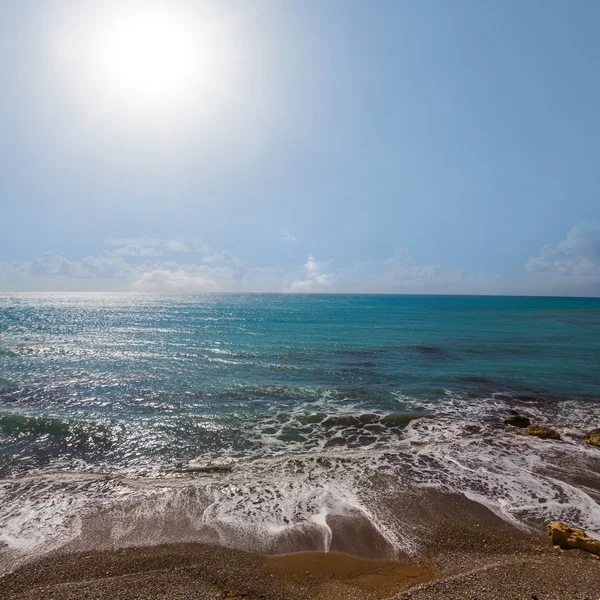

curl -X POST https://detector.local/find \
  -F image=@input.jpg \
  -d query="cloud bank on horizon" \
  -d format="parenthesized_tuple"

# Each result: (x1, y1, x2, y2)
(1, 1, 599, 296)
(1, 221, 599, 296)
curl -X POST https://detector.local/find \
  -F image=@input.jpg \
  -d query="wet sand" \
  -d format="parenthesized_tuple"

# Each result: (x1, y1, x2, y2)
(2, 503, 600, 600)
(2, 538, 599, 600)
(0, 543, 432, 600)
(2, 486, 600, 599)
(267, 551, 433, 598)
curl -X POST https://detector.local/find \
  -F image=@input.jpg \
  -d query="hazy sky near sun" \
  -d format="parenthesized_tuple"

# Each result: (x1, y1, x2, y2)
(1, 0, 599, 295)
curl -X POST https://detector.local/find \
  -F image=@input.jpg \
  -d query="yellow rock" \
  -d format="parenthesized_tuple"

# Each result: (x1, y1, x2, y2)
(525, 425, 561, 440)
(548, 522, 600, 555)
(585, 429, 600, 447)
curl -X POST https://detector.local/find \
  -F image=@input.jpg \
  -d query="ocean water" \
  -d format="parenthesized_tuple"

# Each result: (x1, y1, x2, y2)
(1, 293, 600, 569)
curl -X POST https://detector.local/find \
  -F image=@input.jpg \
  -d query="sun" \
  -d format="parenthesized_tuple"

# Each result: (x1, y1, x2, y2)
(88, 10, 201, 110)
(51, 2, 242, 127)
(95, 12, 197, 103)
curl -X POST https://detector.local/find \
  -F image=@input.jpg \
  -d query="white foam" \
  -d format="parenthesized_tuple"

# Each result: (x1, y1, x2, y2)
(2, 415, 600, 575)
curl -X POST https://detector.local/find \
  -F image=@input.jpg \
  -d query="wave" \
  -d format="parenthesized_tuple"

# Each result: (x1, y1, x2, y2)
(0, 413, 74, 437)
(0, 412, 117, 467)
(292, 412, 430, 429)
(3, 379, 599, 479)
(1, 415, 599, 576)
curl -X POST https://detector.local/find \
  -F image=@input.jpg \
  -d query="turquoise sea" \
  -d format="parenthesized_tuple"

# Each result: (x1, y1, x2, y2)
(1, 293, 599, 570)
(1, 293, 599, 475)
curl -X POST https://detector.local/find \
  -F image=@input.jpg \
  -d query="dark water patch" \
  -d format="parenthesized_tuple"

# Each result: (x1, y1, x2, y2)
(0, 413, 116, 447)
(451, 374, 512, 398)
(307, 412, 430, 429)
(276, 431, 309, 443)
(409, 345, 450, 359)
(358, 435, 378, 446)
(324, 436, 346, 448)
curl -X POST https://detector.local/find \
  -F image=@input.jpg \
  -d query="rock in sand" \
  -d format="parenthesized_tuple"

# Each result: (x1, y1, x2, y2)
(525, 425, 560, 440)
(548, 522, 600, 555)
(585, 429, 600, 447)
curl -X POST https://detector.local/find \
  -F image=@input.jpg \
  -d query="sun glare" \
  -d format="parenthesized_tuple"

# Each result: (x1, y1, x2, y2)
(51, 3, 244, 130)
(93, 12, 198, 103)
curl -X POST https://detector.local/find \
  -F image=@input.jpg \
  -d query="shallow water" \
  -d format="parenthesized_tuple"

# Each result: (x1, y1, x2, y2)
(1, 293, 599, 571)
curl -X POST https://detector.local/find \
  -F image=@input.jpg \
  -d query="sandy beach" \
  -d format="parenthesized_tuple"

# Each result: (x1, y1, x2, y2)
(2, 531, 599, 600)
(2, 489, 599, 600)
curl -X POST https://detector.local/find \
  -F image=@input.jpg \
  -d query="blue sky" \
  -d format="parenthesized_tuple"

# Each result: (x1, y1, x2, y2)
(1, 0, 599, 295)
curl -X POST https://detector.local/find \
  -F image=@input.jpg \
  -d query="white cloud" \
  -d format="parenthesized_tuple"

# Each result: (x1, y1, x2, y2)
(4, 226, 599, 295)
(0, 247, 496, 294)
(526, 221, 600, 277)
(525, 221, 600, 294)
(131, 269, 219, 292)
(0, 244, 291, 293)
(285, 279, 315, 293)
(0, 252, 132, 291)
(286, 255, 335, 292)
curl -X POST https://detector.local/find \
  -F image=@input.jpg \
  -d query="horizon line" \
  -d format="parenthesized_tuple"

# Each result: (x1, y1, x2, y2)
(0, 291, 599, 300)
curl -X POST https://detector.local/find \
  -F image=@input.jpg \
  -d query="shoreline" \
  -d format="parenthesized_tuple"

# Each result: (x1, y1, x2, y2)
(2, 415, 600, 598)
(2, 488, 600, 599)
(2, 516, 599, 600)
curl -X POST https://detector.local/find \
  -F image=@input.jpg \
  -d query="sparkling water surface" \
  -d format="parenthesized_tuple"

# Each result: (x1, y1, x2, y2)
(1, 293, 599, 476)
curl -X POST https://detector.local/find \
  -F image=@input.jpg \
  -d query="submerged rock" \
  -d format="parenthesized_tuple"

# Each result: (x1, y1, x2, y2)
(169, 464, 234, 474)
(525, 425, 561, 440)
(503, 415, 531, 428)
(548, 522, 600, 554)
(324, 436, 347, 448)
(585, 429, 600, 447)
